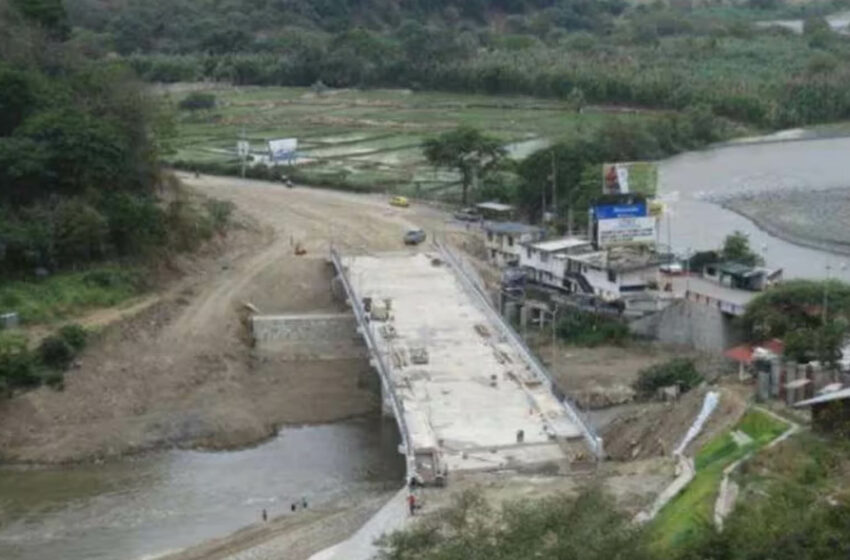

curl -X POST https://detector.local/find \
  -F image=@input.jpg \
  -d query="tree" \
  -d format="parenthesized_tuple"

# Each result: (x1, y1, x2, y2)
(377, 488, 649, 560)
(423, 126, 506, 205)
(722, 231, 763, 266)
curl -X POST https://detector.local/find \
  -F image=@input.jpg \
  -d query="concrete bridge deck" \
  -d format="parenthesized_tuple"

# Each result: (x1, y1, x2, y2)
(339, 250, 594, 474)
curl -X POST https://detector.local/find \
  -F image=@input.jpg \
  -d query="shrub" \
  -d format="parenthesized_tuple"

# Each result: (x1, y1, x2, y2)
(556, 309, 631, 347)
(204, 199, 236, 233)
(0, 331, 39, 389)
(178, 92, 216, 111)
(634, 357, 703, 395)
(38, 335, 74, 370)
(58, 323, 87, 352)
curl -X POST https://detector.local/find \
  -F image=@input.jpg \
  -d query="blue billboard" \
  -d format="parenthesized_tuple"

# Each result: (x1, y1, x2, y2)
(593, 202, 647, 220)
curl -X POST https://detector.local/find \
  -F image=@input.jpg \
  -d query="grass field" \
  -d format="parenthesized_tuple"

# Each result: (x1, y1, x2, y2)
(649, 408, 789, 552)
(0, 266, 146, 325)
(164, 85, 662, 199)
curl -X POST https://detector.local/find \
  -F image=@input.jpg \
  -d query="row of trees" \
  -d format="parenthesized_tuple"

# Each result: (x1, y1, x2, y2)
(378, 480, 850, 560)
(420, 103, 724, 225)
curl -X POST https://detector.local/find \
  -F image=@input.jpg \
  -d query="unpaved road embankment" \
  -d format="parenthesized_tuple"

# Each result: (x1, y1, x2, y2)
(0, 174, 440, 463)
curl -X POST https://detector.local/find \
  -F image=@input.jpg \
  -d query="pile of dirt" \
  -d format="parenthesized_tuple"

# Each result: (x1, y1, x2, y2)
(602, 385, 749, 461)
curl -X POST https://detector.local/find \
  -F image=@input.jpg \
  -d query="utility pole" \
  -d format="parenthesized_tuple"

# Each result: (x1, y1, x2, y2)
(551, 150, 557, 221)
(239, 127, 247, 179)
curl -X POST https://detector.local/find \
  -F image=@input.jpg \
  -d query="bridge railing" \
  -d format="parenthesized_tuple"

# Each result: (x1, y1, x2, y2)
(329, 248, 416, 479)
(434, 239, 604, 458)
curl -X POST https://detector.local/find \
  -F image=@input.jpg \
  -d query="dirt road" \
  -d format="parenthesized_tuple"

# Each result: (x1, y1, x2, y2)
(0, 174, 455, 463)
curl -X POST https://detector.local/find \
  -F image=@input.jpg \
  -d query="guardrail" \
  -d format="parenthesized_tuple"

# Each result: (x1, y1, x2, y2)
(434, 239, 604, 458)
(329, 249, 416, 480)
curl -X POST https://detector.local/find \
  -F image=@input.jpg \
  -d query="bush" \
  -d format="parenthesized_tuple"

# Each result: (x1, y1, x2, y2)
(204, 199, 236, 233)
(634, 358, 703, 395)
(0, 331, 39, 390)
(38, 335, 74, 370)
(58, 323, 87, 352)
(178, 92, 216, 111)
(556, 309, 631, 347)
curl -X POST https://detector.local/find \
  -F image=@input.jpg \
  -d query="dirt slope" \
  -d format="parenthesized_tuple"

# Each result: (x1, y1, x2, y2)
(0, 174, 446, 463)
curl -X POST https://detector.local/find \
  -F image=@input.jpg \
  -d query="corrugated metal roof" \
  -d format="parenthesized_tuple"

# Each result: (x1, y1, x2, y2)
(530, 237, 591, 253)
(483, 221, 542, 234)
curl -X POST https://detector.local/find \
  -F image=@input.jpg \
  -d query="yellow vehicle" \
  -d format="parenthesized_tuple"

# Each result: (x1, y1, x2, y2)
(389, 196, 410, 208)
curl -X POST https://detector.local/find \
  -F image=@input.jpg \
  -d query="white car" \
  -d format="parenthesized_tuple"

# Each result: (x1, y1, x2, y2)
(659, 262, 684, 275)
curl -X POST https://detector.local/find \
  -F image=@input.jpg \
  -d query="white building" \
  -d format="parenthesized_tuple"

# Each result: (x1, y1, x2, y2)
(519, 237, 594, 290)
(520, 239, 663, 301)
(483, 222, 544, 267)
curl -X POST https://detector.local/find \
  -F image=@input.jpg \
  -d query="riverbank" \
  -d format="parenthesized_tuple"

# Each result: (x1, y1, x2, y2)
(0, 174, 447, 464)
(157, 490, 397, 560)
(720, 188, 850, 259)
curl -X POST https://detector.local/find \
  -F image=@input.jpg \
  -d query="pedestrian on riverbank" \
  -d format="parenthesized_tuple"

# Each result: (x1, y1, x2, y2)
(407, 493, 416, 516)
(262, 509, 267, 522)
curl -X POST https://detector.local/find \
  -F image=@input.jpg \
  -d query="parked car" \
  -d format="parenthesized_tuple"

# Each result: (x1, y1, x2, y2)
(390, 196, 410, 208)
(403, 229, 426, 245)
(659, 262, 684, 275)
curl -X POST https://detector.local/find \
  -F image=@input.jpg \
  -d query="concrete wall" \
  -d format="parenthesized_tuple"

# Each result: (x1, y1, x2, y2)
(251, 313, 366, 359)
(629, 299, 743, 352)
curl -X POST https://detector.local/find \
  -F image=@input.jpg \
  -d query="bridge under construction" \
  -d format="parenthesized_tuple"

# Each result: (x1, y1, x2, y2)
(331, 245, 601, 484)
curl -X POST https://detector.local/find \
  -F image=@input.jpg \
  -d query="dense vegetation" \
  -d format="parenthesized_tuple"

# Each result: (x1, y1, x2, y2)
(634, 358, 703, 396)
(556, 307, 631, 346)
(378, 454, 850, 560)
(65, 0, 850, 127)
(0, 323, 88, 394)
(0, 0, 234, 282)
(742, 279, 850, 363)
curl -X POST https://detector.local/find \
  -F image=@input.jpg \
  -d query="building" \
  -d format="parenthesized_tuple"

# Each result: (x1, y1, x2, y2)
(483, 222, 544, 267)
(794, 387, 850, 437)
(475, 201, 514, 221)
(518, 239, 664, 301)
(563, 248, 664, 300)
(519, 237, 594, 290)
(702, 262, 783, 291)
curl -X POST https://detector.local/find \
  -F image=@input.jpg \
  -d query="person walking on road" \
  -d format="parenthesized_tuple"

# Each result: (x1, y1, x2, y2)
(407, 493, 416, 516)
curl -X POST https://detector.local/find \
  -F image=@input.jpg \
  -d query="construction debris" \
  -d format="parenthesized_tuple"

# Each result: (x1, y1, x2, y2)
(409, 346, 429, 365)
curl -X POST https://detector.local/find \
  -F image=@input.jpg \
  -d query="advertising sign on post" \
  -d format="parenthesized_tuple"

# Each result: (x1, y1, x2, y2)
(268, 138, 298, 164)
(597, 217, 656, 247)
(602, 162, 658, 196)
(594, 202, 647, 220)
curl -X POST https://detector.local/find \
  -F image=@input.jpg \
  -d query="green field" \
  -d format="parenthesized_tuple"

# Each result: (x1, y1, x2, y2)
(649, 408, 790, 552)
(165, 85, 662, 199)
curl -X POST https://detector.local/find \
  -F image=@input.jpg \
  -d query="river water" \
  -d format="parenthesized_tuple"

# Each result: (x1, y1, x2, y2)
(0, 418, 403, 560)
(660, 135, 850, 281)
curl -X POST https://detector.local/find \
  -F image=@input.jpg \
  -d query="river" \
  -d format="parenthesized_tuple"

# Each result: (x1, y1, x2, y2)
(0, 418, 403, 560)
(660, 135, 850, 281)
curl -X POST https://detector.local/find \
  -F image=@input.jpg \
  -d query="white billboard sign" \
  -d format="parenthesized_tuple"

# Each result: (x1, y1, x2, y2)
(268, 138, 298, 164)
(597, 216, 656, 247)
(237, 140, 250, 157)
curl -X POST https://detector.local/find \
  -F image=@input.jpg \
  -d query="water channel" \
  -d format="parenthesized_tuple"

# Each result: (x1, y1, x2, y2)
(0, 418, 403, 560)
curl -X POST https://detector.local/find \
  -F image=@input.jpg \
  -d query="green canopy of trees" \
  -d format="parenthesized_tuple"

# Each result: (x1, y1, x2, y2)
(0, 0, 200, 277)
(423, 127, 506, 205)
